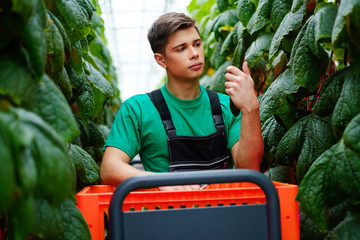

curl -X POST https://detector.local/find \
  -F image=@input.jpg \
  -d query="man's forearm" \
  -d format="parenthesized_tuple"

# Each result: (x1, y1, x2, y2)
(233, 107, 263, 170)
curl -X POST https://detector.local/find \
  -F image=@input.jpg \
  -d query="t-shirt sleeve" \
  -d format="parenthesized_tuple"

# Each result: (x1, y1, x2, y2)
(227, 112, 241, 149)
(103, 100, 141, 159)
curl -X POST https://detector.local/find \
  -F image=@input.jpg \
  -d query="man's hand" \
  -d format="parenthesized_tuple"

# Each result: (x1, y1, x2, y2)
(224, 62, 259, 113)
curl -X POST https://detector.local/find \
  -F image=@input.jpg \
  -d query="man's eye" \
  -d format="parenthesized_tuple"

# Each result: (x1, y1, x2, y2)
(176, 47, 185, 52)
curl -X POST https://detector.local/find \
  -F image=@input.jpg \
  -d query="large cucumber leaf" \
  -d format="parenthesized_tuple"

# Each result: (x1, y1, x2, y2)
(20, 0, 47, 80)
(55, 0, 91, 44)
(27, 74, 79, 143)
(58, 67, 73, 101)
(85, 62, 114, 117)
(314, 3, 338, 44)
(74, 79, 94, 122)
(69, 144, 99, 184)
(237, 0, 256, 27)
(332, 67, 360, 139)
(288, 16, 328, 92)
(297, 136, 360, 231)
(325, 211, 360, 240)
(11, 0, 36, 20)
(210, 9, 238, 40)
(203, 60, 232, 94)
(332, 0, 360, 48)
(48, 10, 72, 62)
(312, 68, 348, 117)
(7, 196, 35, 240)
(343, 113, 360, 153)
(259, 68, 300, 123)
(270, 0, 292, 31)
(276, 114, 336, 182)
(269, 3, 305, 60)
(0, 50, 38, 105)
(33, 198, 91, 240)
(11, 108, 75, 203)
(69, 41, 84, 75)
(66, 64, 86, 90)
(261, 115, 286, 155)
(0, 117, 18, 214)
(44, 12, 65, 83)
(245, 32, 274, 68)
(89, 35, 112, 69)
(246, 0, 273, 35)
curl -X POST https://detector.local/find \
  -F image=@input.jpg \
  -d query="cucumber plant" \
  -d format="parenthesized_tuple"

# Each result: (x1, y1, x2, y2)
(188, 0, 360, 238)
(0, 0, 120, 239)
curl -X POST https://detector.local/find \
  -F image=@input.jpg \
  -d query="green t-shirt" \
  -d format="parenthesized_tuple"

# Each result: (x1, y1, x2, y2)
(104, 84, 242, 172)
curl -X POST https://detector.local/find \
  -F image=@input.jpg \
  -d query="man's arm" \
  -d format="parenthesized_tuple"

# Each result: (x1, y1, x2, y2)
(100, 147, 150, 186)
(225, 62, 264, 170)
(100, 147, 201, 190)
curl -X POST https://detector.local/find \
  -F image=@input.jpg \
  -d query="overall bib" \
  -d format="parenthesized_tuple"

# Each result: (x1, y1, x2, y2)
(147, 89, 230, 172)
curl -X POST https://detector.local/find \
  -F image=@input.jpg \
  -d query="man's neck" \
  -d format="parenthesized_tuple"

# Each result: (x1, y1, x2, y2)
(166, 79, 201, 100)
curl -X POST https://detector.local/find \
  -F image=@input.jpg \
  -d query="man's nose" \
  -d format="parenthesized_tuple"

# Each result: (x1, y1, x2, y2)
(190, 46, 199, 59)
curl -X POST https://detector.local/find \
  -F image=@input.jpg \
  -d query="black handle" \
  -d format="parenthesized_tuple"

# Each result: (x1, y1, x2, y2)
(109, 169, 281, 240)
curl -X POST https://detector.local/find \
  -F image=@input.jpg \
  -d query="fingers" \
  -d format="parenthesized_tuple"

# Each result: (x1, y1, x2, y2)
(242, 61, 251, 75)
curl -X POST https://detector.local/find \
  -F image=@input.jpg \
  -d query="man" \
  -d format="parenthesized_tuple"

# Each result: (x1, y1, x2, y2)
(100, 12, 263, 190)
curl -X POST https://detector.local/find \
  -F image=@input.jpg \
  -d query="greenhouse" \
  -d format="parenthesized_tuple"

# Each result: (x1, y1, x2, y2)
(1, 0, 359, 239)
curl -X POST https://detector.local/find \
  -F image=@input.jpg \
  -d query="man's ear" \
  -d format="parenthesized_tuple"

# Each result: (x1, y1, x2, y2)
(154, 53, 167, 69)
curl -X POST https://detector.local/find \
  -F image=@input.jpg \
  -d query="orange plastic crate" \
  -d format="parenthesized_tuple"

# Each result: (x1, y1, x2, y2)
(76, 182, 299, 240)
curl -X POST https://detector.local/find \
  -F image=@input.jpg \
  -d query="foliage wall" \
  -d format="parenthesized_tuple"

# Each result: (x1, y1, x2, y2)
(188, 0, 360, 238)
(0, 0, 121, 239)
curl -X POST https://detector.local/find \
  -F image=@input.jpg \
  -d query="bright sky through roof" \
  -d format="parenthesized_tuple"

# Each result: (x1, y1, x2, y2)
(99, 0, 191, 101)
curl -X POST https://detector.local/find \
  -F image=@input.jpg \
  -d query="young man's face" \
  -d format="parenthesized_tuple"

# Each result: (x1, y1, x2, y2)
(157, 27, 205, 82)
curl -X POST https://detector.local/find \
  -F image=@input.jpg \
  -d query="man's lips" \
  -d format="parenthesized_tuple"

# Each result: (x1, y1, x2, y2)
(189, 62, 202, 70)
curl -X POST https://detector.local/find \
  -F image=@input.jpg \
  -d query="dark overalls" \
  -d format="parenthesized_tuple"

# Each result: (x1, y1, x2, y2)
(147, 89, 230, 172)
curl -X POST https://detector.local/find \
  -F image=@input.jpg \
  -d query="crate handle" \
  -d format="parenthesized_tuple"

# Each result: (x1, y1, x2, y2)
(109, 169, 281, 240)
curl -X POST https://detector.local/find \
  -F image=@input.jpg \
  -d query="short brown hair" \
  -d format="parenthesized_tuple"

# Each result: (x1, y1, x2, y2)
(147, 12, 198, 55)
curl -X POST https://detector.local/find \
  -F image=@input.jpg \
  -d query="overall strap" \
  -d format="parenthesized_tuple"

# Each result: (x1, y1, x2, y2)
(205, 89, 225, 131)
(147, 89, 176, 137)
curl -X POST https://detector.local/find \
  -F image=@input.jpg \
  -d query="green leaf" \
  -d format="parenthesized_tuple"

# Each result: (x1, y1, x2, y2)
(211, 39, 227, 69)
(297, 141, 360, 231)
(246, 0, 273, 35)
(264, 165, 295, 183)
(288, 16, 328, 92)
(48, 10, 72, 62)
(299, 208, 328, 240)
(343, 113, 360, 153)
(262, 116, 287, 154)
(232, 38, 245, 69)
(11, 108, 75, 203)
(44, 12, 65, 83)
(237, 0, 256, 27)
(0, 117, 18, 214)
(259, 68, 300, 123)
(69, 41, 84, 75)
(313, 68, 348, 117)
(58, 67, 73, 101)
(332, 67, 360, 139)
(55, 0, 92, 44)
(7, 196, 35, 240)
(269, 3, 306, 60)
(74, 80, 94, 122)
(85, 62, 114, 117)
(204, 60, 232, 94)
(33, 198, 91, 240)
(245, 32, 274, 68)
(297, 142, 343, 231)
(11, 0, 36, 20)
(325, 211, 360, 240)
(270, 0, 292, 31)
(211, 9, 238, 40)
(220, 28, 236, 56)
(69, 144, 99, 184)
(0, 50, 38, 105)
(276, 114, 336, 182)
(20, 0, 47, 80)
(332, 0, 360, 48)
(66, 64, 86, 90)
(28, 74, 79, 143)
(314, 3, 338, 43)
(271, 50, 287, 78)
